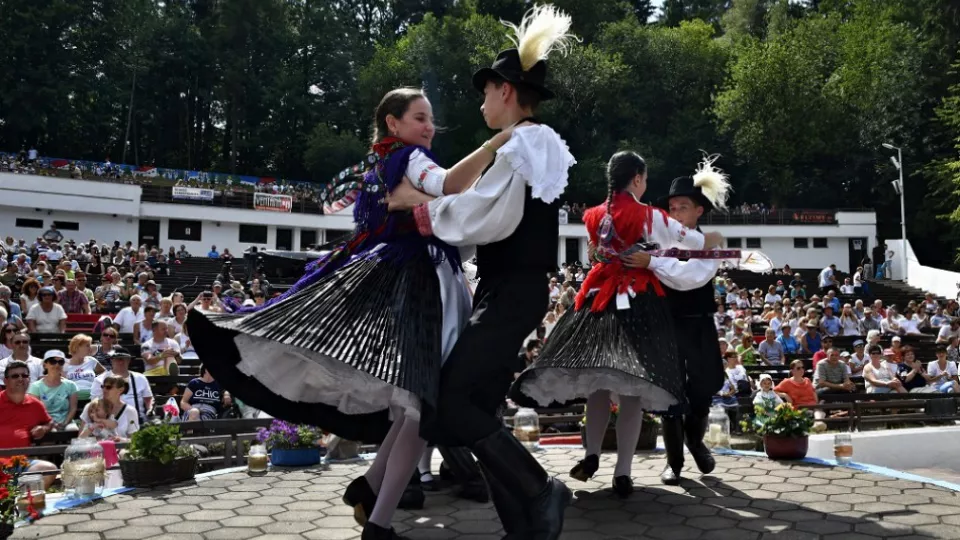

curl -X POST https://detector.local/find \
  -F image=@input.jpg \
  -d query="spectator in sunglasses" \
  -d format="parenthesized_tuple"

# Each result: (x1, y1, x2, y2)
(26, 287, 67, 333)
(0, 361, 58, 487)
(0, 334, 43, 387)
(28, 350, 78, 430)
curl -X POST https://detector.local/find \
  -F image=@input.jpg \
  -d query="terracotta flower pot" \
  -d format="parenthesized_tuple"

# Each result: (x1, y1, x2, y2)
(763, 434, 809, 460)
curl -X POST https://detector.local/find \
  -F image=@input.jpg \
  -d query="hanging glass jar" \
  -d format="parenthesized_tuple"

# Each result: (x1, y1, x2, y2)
(513, 407, 541, 450)
(62, 438, 106, 498)
(705, 405, 731, 449)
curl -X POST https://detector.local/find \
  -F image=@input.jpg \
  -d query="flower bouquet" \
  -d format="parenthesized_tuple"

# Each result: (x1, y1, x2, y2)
(1, 456, 43, 538)
(256, 420, 324, 466)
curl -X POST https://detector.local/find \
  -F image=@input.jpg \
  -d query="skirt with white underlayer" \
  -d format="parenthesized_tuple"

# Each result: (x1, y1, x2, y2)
(189, 243, 471, 443)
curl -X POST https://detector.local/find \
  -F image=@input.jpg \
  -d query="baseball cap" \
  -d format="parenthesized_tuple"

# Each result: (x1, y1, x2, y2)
(43, 349, 66, 361)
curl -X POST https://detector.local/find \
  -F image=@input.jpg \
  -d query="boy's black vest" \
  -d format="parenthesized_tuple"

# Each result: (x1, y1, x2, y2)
(476, 186, 559, 278)
(664, 225, 715, 317)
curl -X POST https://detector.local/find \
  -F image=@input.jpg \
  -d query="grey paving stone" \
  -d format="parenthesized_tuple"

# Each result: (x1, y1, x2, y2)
(10, 449, 960, 540)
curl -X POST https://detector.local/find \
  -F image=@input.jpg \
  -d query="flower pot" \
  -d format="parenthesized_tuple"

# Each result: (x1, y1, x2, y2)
(580, 423, 659, 451)
(763, 434, 809, 460)
(120, 456, 197, 487)
(270, 447, 321, 467)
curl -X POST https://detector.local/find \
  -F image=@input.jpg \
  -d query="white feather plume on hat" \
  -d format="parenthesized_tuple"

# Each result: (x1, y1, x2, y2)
(692, 154, 731, 211)
(503, 4, 578, 72)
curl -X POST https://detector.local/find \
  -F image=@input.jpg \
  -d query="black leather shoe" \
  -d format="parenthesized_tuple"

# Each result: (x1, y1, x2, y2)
(397, 473, 425, 510)
(684, 414, 716, 475)
(456, 476, 490, 503)
(343, 476, 377, 526)
(660, 463, 680, 486)
(569, 454, 599, 482)
(472, 428, 572, 540)
(612, 475, 634, 499)
(661, 416, 684, 486)
(361, 521, 409, 540)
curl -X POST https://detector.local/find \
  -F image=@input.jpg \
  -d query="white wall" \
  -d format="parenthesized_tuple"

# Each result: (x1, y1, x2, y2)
(887, 238, 960, 298)
(807, 427, 960, 470)
(0, 206, 138, 247)
(0, 172, 141, 216)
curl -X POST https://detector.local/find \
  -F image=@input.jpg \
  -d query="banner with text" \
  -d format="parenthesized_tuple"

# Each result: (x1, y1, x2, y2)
(172, 186, 215, 201)
(254, 192, 293, 212)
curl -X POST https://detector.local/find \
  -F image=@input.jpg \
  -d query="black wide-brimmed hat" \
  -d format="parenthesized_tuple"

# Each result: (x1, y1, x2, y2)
(472, 48, 555, 100)
(659, 176, 716, 212)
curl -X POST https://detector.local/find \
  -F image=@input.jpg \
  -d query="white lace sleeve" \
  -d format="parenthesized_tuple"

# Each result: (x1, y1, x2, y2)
(406, 150, 448, 197)
(496, 125, 576, 204)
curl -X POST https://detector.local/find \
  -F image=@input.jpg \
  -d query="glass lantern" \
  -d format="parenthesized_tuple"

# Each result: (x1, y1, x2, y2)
(16, 474, 46, 516)
(704, 405, 731, 449)
(62, 437, 106, 499)
(513, 407, 541, 450)
(248, 444, 269, 475)
(834, 433, 854, 465)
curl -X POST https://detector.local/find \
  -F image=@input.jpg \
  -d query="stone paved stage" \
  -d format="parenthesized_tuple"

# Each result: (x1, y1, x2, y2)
(13, 448, 960, 540)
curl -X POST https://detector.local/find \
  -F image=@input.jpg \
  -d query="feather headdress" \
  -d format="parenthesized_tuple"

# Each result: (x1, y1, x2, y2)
(692, 153, 732, 212)
(502, 4, 578, 72)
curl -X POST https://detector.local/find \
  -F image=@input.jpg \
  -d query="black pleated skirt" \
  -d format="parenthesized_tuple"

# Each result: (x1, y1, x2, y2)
(510, 288, 685, 414)
(188, 246, 446, 444)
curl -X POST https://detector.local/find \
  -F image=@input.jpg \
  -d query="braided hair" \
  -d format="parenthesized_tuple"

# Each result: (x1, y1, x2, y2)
(596, 152, 647, 261)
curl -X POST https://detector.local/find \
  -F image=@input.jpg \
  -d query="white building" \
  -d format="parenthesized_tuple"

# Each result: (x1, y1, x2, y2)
(0, 172, 877, 271)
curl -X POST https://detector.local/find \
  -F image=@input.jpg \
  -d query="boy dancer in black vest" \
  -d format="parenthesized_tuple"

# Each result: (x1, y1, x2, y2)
(388, 7, 577, 538)
(622, 162, 731, 485)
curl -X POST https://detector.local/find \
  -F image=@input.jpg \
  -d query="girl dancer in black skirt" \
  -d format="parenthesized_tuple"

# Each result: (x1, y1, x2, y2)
(189, 87, 515, 540)
(511, 151, 724, 498)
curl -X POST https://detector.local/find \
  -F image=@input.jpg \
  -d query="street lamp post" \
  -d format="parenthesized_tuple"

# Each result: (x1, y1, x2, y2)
(882, 143, 907, 282)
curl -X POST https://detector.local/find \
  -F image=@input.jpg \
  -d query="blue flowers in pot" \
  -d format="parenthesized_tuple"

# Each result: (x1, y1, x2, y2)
(255, 420, 325, 467)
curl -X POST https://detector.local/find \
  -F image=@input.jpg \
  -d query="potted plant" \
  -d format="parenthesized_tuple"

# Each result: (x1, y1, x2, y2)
(256, 420, 324, 467)
(755, 403, 814, 460)
(1, 455, 44, 539)
(579, 402, 660, 451)
(119, 422, 198, 487)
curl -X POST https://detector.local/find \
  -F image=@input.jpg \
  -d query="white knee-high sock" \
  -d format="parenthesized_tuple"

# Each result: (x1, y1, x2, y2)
(614, 395, 644, 478)
(585, 390, 612, 458)
(368, 416, 427, 528)
(364, 414, 405, 494)
(419, 446, 434, 481)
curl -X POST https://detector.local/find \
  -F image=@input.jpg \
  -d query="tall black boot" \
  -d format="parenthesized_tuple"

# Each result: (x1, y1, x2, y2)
(684, 413, 716, 475)
(437, 446, 489, 503)
(478, 461, 530, 539)
(471, 427, 572, 540)
(660, 416, 685, 486)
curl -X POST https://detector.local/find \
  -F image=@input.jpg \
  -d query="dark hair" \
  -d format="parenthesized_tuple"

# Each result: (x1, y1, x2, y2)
(605, 151, 647, 213)
(867, 344, 883, 355)
(101, 374, 129, 394)
(4, 360, 28, 378)
(489, 78, 542, 111)
(524, 339, 541, 352)
(200, 363, 210, 378)
(372, 88, 427, 144)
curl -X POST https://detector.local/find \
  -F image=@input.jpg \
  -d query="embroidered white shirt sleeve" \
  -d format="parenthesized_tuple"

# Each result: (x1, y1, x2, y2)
(647, 257, 720, 291)
(416, 124, 576, 246)
(406, 150, 447, 198)
(646, 209, 705, 250)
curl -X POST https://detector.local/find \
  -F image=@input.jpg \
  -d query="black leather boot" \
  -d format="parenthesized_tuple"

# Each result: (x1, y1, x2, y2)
(472, 428, 572, 540)
(343, 476, 377, 526)
(479, 460, 530, 538)
(397, 471, 425, 510)
(660, 416, 685, 486)
(438, 446, 489, 502)
(361, 521, 409, 540)
(684, 413, 716, 475)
